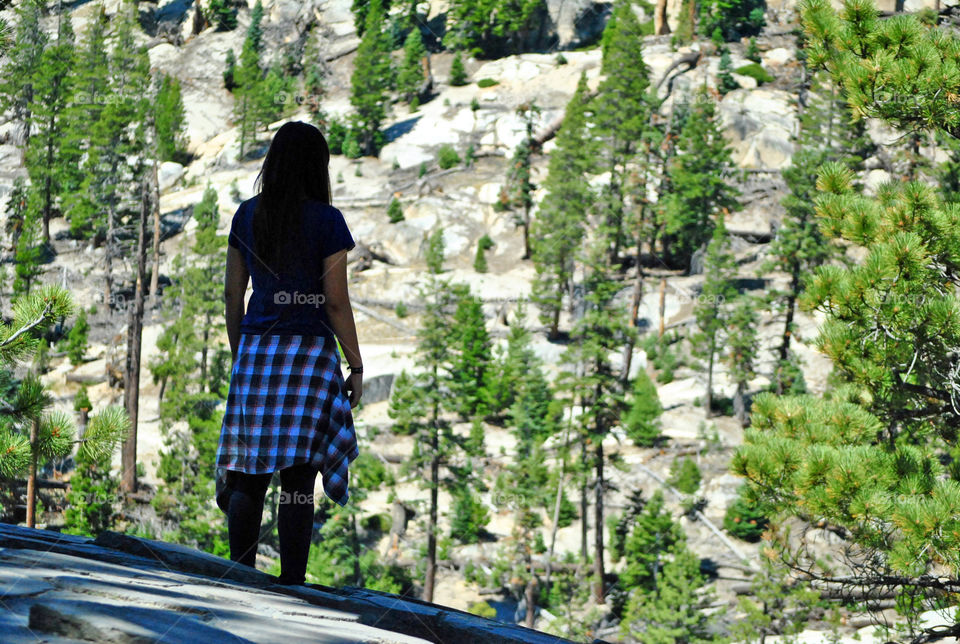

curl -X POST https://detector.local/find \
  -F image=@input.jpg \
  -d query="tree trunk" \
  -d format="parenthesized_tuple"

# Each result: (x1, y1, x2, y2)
(26, 418, 40, 528)
(593, 440, 605, 604)
(579, 437, 589, 562)
(42, 114, 54, 244)
(149, 158, 161, 303)
(423, 394, 440, 602)
(121, 174, 149, 494)
(548, 303, 560, 341)
(622, 208, 647, 382)
(524, 575, 537, 628)
(658, 278, 667, 337)
(705, 337, 715, 418)
(105, 203, 114, 309)
(734, 381, 747, 427)
(776, 285, 798, 395)
(654, 0, 671, 34)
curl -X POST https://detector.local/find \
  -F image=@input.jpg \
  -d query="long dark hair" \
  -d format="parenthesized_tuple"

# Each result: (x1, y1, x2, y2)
(252, 121, 332, 274)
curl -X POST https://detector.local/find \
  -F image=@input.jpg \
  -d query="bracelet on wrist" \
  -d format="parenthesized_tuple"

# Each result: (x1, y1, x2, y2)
(348, 365, 363, 374)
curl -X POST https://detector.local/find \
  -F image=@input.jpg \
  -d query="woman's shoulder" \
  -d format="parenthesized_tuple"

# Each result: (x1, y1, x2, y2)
(304, 200, 344, 218)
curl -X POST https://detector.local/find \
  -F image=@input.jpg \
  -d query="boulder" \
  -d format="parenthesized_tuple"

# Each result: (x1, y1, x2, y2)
(158, 161, 185, 192)
(719, 89, 798, 169)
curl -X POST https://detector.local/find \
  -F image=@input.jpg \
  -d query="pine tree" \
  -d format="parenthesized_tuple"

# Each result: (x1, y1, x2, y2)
(448, 287, 493, 419)
(397, 29, 427, 108)
(530, 73, 593, 340)
(658, 86, 741, 271)
(560, 233, 636, 604)
(208, 0, 238, 31)
(349, 0, 393, 155)
(725, 295, 759, 427)
(732, 5, 960, 622)
(301, 30, 328, 125)
(504, 102, 539, 260)
(387, 197, 404, 223)
(621, 548, 718, 643)
(690, 215, 737, 417)
(223, 48, 237, 91)
(256, 63, 293, 129)
(0, 0, 48, 159)
(444, 0, 545, 57)
(449, 51, 467, 86)
(234, 26, 263, 160)
(66, 308, 89, 366)
(61, 6, 109, 240)
(13, 188, 44, 298)
(424, 228, 444, 273)
(155, 73, 188, 163)
(24, 7, 76, 245)
(247, 0, 265, 52)
(0, 286, 129, 529)
(699, 0, 764, 42)
(717, 48, 740, 95)
(623, 369, 663, 447)
(150, 185, 230, 552)
(592, 0, 655, 265)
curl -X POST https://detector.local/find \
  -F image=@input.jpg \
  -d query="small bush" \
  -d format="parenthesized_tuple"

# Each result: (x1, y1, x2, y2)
(724, 485, 770, 542)
(468, 600, 497, 619)
(326, 119, 347, 155)
(470, 97, 480, 112)
(668, 457, 701, 494)
(476, 78, 498, 88)
(361, 513, 392, 533)
(395, 302, 408, 318)
(387, 198, 404, 223)
(437, 144, 461, 169)
(745, 36, 760, 62)
(449, 51, 468, 86)
(555, 52, 567, 65)
(734, 63, 774, 84)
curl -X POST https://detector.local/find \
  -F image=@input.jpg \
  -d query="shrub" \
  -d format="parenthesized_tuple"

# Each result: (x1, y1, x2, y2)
(437, 144, 461, 169)
(66, 309, 90, 366)
(623, 370, 663, 447)
(450, 489, 490, 544)
(468, 601, 497, 619)
(476, 78, 498, 88)
(745, 36, 761, 62)
(735, 62, 775, 84)
(555, 52, 567, 65)
(449, 51, 468, 86)
(473, 234, 494, 272)
(668, 456, 701, 494)
(73, 385, 91, 413)
(387, 198, 404, 223)
(326, 119, 347, 155)
(724, 485, 770, 542)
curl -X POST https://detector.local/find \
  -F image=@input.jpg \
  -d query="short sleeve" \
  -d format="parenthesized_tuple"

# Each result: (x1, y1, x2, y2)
(227, 202, 245, 250)
(323, 207, 355, 258)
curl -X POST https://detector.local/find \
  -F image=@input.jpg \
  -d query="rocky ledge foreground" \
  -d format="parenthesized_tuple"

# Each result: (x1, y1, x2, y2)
(0, 523, 576, 644)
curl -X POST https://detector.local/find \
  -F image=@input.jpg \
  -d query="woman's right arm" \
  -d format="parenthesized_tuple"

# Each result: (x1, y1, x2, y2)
(322, 249, 362, 406)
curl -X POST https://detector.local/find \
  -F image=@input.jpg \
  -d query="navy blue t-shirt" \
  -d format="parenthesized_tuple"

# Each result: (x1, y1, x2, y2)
(228, 196, 355, 337)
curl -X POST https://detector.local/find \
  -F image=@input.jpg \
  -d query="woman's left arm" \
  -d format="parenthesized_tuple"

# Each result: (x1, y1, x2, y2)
(224, 245, 249, 363)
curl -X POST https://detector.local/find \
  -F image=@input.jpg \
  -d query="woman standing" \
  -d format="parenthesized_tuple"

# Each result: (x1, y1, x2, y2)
(215, 121, 363, 586)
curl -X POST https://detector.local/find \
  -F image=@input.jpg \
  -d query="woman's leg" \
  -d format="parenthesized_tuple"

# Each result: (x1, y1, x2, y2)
(226, 470, 273, 568)
(276, 462, 320, 585)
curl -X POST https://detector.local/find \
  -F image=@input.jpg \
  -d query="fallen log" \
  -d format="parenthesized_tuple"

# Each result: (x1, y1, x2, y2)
(66, 373, 107, 385)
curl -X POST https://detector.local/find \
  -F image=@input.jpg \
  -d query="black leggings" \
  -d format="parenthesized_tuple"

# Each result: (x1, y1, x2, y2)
(226, 463, 319, 585)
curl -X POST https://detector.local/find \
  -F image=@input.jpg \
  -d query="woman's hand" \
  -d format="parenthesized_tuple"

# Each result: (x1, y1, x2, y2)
(345, 371, 363, 407)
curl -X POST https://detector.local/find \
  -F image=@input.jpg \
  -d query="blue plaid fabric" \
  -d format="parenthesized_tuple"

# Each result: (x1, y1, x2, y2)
(215, 333, 359, 507)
